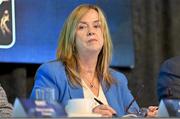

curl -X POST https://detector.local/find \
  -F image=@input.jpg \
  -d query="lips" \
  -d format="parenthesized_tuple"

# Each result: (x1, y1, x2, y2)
(88, 38, 97, 42)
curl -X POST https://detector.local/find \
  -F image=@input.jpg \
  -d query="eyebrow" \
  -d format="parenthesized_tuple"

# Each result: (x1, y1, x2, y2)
(78, 20, 100, 25)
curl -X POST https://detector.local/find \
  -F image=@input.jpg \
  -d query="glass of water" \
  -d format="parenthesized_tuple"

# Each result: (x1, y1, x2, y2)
(137, 107, 148, 117)
(35, 87, 55, 103)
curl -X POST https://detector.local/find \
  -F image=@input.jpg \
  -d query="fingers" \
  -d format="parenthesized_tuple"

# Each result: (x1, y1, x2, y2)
(148, 106, 158, 112)
(92, 105, 117, 117)
(147, 106, 158, 117)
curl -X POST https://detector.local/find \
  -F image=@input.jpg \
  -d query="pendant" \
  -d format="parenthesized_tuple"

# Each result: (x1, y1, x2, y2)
(90, 83, 94, 88)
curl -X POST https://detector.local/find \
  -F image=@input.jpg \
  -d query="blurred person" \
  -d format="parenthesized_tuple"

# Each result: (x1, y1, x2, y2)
(0, 0, 9, 5)
(157, 56, 180, 101)
(30, 4, 157, 117)
(0, 84, 13, 117)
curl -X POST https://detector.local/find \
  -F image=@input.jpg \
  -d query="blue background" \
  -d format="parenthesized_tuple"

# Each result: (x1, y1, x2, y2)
(0, 0, 135, 68)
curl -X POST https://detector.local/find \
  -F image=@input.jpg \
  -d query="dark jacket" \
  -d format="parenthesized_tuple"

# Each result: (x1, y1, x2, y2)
(157, 56, 180, 101)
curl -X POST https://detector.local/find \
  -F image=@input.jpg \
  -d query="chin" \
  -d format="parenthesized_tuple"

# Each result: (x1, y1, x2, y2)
(87, 48, 102, 54)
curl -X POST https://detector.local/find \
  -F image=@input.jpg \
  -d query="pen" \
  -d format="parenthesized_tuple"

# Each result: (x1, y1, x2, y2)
(94, 98, 118, 117)
(94, 97, 103, 104)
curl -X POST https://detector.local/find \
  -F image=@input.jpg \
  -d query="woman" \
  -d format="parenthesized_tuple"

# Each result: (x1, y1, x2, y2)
(31, 4, 157, 117)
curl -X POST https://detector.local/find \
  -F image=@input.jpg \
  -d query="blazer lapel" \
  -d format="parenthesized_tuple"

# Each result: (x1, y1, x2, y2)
(68, 82, 84, 99)
(101, 80, 118, 111)
(101, 81, 114, 104)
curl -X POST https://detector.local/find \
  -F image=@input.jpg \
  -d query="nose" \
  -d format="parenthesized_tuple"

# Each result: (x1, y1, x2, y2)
(87, 26, 95, 36)
(87, 32, 94, 36)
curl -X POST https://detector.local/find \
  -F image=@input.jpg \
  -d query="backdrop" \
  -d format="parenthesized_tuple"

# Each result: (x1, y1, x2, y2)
(0, 0, 135, 68)
(127, 0, 180, 106)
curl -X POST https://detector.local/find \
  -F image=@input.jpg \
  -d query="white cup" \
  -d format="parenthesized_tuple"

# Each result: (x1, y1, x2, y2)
(65, 98, 93, 114)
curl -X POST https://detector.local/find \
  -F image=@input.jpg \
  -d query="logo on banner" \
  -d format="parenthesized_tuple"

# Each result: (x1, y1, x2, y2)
(0, 0, 15, 48)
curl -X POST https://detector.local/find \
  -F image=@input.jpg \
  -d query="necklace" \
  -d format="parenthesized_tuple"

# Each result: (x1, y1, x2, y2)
(89, 78, 95, 88)
(79, 68, 97, 89)
(82, 75, 96, 89)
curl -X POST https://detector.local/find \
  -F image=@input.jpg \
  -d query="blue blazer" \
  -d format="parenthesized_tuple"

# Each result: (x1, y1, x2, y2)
(30, 61, 139, 117)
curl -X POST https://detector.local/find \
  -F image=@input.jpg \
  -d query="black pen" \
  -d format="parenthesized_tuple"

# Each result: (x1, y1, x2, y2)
(94, 97, 103, 104)
(94, 98, 118, 117)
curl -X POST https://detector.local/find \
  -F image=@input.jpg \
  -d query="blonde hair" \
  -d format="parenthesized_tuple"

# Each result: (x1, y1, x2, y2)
(56, 4, 115, 87)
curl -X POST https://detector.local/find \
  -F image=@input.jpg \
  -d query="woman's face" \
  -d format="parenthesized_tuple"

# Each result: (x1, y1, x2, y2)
(75, 9, 104, 56)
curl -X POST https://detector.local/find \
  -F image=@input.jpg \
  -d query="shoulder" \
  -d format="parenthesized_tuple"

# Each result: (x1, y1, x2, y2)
(109, 68, 128, 85)
(163, 56, 180, 66)
(37, 60, 65, 73)
(39, 60, 64, 69)
(160, 56, 180, 74)
(0, 85, 13, 116)
(36, 60, 67, 80)
(0, 85, 7, 99)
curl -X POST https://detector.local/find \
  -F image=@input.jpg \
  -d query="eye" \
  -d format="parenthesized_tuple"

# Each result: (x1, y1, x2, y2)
(77, 24, 87, 30)
(94, 24, 101, 28)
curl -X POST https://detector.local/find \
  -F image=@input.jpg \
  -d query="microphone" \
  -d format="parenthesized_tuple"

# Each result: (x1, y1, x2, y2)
(125, 84, 144, 113)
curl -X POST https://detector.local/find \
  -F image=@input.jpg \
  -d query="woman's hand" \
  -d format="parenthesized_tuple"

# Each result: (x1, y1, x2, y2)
(146, 106, 158, 117)
(92, 104, 117, 117)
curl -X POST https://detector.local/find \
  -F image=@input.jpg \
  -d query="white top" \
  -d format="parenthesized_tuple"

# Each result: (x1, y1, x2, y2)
(82, 80, 108, 108)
